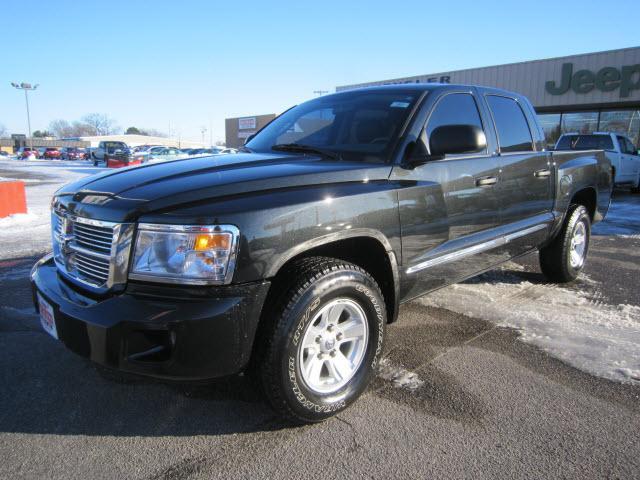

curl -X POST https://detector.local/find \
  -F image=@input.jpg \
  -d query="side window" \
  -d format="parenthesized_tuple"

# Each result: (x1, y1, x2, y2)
(626, 138, 638, 155)
(486, 95, 534, 153)
(426, 93, 485, 150)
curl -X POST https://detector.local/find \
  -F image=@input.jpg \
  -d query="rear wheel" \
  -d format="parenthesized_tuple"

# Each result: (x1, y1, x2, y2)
(539, 204, 591, 283)
(257, 257, 386, 423)
(631, 174, 640, 193)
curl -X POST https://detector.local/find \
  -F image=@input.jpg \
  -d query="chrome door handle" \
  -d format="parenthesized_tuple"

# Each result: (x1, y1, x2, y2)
(476, 176, 498, 187)
(534, 169, 551, 178)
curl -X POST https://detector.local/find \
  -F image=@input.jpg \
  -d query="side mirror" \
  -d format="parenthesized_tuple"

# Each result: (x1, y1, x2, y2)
(429, 125, 487, 157)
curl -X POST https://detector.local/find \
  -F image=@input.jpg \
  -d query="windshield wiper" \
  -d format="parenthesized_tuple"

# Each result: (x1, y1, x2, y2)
(271, 143, 340, 160)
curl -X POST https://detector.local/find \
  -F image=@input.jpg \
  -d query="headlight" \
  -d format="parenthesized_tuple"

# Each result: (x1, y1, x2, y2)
(129, 224, 239, 285)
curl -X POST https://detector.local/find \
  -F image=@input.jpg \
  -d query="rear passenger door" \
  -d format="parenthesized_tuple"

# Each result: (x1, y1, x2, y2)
(484, 94, 554, 255)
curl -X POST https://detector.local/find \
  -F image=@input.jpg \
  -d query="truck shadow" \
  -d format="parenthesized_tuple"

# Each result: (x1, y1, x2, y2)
(0, 333, 291, 436)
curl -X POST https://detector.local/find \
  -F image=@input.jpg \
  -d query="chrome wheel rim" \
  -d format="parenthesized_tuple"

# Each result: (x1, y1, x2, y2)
(297, 298, 369, 394)
(570, 221, 587, 268)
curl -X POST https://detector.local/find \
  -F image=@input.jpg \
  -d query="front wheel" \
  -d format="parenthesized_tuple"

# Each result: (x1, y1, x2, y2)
(539, 205, 591, 283)
(257, 257, 386, 423)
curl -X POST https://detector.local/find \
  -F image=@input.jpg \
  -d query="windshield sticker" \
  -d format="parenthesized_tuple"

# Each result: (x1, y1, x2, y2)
(390, 101, 410, 108)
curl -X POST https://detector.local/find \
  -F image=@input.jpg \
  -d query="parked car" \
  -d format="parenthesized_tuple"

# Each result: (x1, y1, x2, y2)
(555, 132, 640, 190)
(18, 147, 39, 159)
(43, 147, 62, 159)
(0, 150, 10, 157)
(32, 84, 612, 423)
(133, 144, 163, 153)
(148, 147, 187, 162)
(92, 141, 148, 167)
(62, 148, 88, 160)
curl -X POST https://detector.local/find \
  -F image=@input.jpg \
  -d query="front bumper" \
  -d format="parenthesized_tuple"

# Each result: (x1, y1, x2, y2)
(31, 255, 270, 381)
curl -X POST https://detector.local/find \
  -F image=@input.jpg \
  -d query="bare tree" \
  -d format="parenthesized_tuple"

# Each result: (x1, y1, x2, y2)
(81, 113, 119, 136)
(0, 123, 8, 137)
(49, 119, 74, 138)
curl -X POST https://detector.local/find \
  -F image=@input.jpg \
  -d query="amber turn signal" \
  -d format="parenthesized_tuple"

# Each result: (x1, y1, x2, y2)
(193, 233, 231, 251)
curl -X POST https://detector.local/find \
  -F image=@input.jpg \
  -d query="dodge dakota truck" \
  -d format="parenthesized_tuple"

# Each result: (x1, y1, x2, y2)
(31, 84, 612, 423)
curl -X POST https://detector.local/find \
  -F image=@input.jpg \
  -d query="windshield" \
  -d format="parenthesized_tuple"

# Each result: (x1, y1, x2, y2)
(245, 89, 422, 163)
(556, 134, 614, 151)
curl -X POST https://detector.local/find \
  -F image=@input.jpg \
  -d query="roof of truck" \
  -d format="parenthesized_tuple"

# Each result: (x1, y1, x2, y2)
(334, 83, 522, 98)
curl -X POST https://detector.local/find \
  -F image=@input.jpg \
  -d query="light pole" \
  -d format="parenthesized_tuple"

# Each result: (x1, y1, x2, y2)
(313, 90, 328, 97)
(200, 127, 207, 146)
(11, 82, 39, 149)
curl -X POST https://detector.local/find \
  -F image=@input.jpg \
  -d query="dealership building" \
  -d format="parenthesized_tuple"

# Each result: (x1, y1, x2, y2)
(225, 114, 277, 148)
(337, 46, 640, 147)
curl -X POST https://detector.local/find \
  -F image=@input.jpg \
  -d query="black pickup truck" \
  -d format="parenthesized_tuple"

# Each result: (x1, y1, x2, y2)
(31, 84, 612, 423)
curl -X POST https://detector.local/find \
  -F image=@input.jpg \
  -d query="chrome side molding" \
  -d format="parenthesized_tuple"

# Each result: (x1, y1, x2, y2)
(406, 223, 547, 275)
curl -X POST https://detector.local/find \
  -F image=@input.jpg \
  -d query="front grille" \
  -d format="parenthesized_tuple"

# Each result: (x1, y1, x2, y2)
(51, 209, 134, 291)
(73, 222, 113, 255)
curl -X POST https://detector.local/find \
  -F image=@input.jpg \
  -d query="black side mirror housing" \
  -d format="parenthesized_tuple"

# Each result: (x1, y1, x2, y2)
(244, 134, 256, 145)
(429, 125, 487, 157)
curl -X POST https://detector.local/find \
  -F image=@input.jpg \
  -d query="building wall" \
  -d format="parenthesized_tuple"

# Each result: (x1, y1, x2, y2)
(225, 114, 276, 148)
(336, 47, 640, 111)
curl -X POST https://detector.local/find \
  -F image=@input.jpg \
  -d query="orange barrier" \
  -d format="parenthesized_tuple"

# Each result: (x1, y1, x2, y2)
(0, 181, 28, 217)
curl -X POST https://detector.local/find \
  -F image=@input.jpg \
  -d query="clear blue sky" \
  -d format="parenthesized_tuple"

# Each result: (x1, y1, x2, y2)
(2, 0, 637, 144)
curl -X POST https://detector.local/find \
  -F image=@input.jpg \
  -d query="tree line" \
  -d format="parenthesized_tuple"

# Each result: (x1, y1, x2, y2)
(2, 116, 167, 139)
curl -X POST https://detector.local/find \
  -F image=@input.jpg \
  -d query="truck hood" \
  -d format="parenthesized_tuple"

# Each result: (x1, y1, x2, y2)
(56, 152, 393, 222)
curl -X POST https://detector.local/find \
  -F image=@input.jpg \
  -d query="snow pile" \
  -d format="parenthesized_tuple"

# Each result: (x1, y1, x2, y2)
(0, 212, 39, 228)
(418, 266, 640, 383)
(377, 358, 425, 391)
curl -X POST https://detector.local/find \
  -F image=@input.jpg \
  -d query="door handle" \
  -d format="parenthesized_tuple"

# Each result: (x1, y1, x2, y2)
(534, 169, 551, 178)
(476, 176, 498, 187)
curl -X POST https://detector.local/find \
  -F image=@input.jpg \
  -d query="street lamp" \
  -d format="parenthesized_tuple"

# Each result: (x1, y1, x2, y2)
(200, 126, 207, 146)
(11, 82, 39, 149)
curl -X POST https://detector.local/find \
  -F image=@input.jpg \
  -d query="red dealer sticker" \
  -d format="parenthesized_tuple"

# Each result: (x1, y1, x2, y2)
(37, 294, 58, 340)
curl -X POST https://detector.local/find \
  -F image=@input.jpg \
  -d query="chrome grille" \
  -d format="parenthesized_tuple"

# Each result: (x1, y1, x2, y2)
(51, 208, 135, 292)
(73, 222, 113, 255)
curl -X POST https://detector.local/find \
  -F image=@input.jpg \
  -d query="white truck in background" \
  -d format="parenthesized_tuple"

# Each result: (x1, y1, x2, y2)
(555, 132, 640, 191)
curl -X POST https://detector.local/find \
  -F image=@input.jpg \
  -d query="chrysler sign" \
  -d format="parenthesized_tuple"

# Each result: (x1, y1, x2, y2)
(546, 63, 640, 97)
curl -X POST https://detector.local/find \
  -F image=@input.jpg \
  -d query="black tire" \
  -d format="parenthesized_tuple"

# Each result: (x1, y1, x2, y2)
(257, 257, 386, 423)
(539, 204, 591, 283)
(631, 176, 640, 194)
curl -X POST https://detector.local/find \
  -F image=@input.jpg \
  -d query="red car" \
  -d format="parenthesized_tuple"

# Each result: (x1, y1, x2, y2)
(63, 148, 88, 160)
(43, 148, 62, 159)
(20, 147, 39, 159)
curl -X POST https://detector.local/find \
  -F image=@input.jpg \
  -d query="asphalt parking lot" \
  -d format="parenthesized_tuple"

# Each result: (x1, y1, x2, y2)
(0, 185, 639, 479)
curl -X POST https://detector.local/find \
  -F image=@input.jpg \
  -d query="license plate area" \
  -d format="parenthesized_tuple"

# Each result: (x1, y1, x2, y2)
(37, 293, 58, 340)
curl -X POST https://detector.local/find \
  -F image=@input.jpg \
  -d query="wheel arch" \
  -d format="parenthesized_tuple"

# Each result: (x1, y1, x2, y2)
(265, 231, 400, 325)
(570, 186, 597, 221)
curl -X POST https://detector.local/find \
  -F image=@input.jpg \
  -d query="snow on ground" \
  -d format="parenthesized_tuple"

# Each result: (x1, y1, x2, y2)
(418, 264, 640, 384)
(592, 193, 640, 236)
(0, 159, 106, 260)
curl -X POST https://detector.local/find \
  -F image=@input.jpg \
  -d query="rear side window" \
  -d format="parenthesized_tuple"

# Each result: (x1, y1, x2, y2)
(556, 134, 613, 151)
(426, 93, 484, 146)
(486, 95, 534, 153)
(618, 136, 637, 155)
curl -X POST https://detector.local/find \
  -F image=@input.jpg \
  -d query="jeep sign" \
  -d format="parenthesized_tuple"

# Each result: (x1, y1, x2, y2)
(546, 62, 640, 97)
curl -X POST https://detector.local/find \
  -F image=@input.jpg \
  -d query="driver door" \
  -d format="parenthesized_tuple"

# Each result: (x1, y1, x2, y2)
(392, 89, 502, 299)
